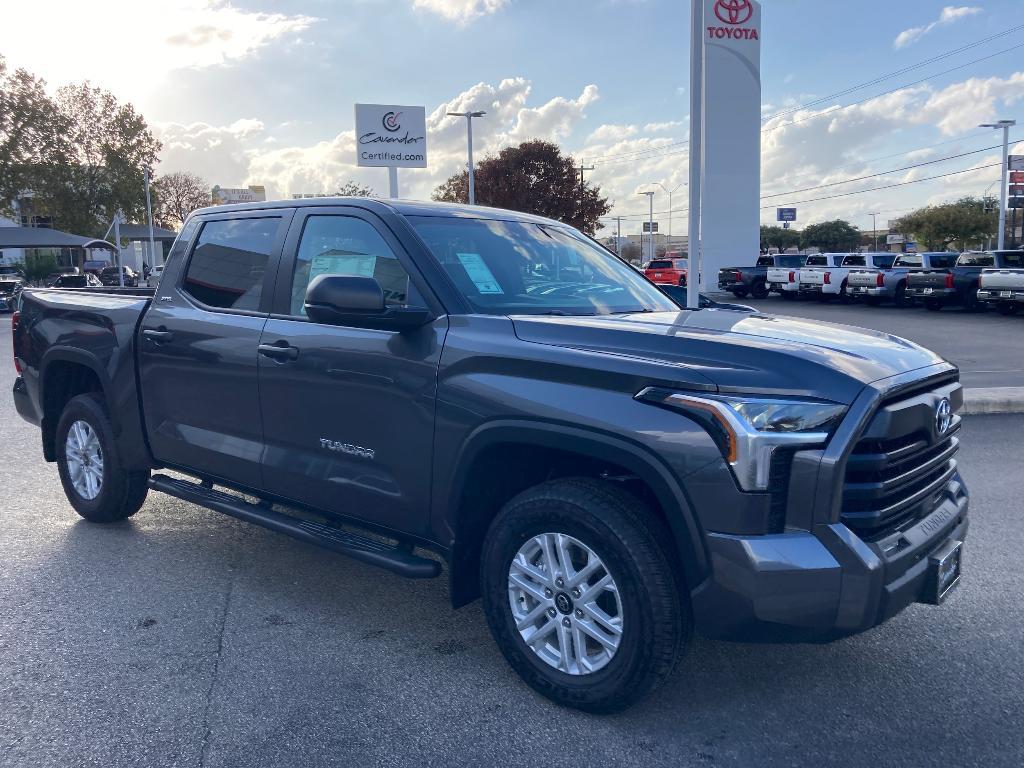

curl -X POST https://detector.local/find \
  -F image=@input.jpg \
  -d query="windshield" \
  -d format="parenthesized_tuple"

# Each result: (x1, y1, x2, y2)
(957, 253, 995, 267)
(410, 217, 678, 316)
(774, 255, 804, 268)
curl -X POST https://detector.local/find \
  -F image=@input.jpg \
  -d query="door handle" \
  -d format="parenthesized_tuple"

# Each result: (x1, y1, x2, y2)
(258, 343, 299, 361)
(142, 328, 174, 343)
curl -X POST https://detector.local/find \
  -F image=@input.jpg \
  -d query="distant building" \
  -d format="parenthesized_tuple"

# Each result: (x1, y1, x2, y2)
(211, 185, 266, 205)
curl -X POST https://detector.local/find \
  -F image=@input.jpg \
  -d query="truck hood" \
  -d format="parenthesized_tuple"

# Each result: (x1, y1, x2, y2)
(511, 309, 948, 403)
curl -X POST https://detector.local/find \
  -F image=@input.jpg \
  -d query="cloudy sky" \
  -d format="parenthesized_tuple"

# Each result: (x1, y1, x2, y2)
(3, 0, 1024, 235)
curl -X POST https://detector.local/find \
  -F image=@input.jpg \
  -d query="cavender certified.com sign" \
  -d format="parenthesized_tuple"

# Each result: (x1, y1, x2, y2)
(355, 104, 427, 168)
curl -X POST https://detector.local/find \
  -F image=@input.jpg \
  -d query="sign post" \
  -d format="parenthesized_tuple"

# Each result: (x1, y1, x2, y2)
(355, 104, 427, 199)
(688, 0, 762, 308)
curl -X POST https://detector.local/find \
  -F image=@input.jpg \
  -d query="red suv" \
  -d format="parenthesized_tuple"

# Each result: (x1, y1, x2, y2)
(644, 258, 690, 286)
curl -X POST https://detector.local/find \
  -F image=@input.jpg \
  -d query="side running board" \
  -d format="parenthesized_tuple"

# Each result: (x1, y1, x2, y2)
(149, 474, 441, 579)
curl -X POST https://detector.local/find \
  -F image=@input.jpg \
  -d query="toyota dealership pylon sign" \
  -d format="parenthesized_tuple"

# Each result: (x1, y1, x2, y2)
(686, 0, 761, 307)
(354, 103, 428, 198)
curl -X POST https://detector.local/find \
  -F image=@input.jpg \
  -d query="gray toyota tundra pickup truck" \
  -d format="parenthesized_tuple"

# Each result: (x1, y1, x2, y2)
(12, 198, 968, 712)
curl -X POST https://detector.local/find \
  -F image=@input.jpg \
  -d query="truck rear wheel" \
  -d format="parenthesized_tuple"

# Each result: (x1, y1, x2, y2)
(750, 281, 769, 300)
(56, 394, 149, 523)
(480, 478, 689, 713)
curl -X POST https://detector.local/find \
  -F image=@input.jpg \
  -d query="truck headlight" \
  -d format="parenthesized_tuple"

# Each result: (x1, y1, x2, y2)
(636, 388, 847, 492)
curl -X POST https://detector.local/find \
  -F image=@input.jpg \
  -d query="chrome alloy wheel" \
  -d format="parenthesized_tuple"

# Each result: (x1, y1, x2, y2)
(508, 533, 624, 675)
(65, 420, 103, 500)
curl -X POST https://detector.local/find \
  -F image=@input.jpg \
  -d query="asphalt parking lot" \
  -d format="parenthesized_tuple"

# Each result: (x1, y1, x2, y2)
(1, 315, 1022, 768)
(711, 293, 1023, 389)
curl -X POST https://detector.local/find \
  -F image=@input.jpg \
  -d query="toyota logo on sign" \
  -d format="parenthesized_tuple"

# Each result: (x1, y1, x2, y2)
(714, 0, 753, 25)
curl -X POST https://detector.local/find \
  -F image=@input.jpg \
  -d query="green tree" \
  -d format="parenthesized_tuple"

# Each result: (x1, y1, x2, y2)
(21, 251, 59, 285)
(0, 55, 62, 218)
(620, 241, 642, 264)
(433, 140, 611, 234)
(892, 197, 996, 251)
(36, 82, 161, 237)
(760, 224, 801, 252)
(800, 219, 860, 252)
(153, 171, 210, 229)
(334, 180, 375, 197)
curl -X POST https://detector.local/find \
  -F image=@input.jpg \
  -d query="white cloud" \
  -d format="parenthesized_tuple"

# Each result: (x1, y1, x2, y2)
(894, 5, 981, 49)
(643, 121, 683, 133)
(911, 73, 1024, 134)
(0, 1, 318, 102)
(238, 79, 600, 199)
(156, 118, 267, 184)
(412, 0, 509, 23)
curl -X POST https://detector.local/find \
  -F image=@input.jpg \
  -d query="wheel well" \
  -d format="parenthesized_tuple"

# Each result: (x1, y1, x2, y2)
(448, 442, 678, 608)
(41, 362, 103, 461)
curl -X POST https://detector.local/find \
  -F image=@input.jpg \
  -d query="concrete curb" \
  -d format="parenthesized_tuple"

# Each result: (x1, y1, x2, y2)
(961, 387, 1024, 415)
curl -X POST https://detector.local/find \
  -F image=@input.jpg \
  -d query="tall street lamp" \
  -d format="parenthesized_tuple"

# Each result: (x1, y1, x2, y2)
(868, 212, 880, 251)
(979, 119, 1016, 250)
(655, 182, 685, 250)
(638, 191, 656, 261)
(448, 110, 486, 205)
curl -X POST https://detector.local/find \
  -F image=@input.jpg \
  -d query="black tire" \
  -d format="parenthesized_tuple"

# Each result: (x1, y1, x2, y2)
(924, 299, 943, 312)
(963, 286, 983, 312)
(894, 282, 909, 308)
(732, 288, 749, 298)
(55, 393, 149, 522)
(996, 303, 1018, 316)
(837, 280, 850, 304)
(480, 478, 689, 713)
(750, 280, 769, 300)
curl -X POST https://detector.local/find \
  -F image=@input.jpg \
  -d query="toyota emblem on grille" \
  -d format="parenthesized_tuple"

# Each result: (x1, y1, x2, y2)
(935, 398, 952, 436)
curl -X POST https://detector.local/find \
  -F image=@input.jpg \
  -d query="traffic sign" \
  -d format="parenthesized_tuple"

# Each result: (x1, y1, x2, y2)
(777, 207, 797, 222)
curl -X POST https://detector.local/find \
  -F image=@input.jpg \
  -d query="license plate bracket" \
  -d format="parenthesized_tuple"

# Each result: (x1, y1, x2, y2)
(919, 539, 962, 605)
(1001, 290, 1012, 298)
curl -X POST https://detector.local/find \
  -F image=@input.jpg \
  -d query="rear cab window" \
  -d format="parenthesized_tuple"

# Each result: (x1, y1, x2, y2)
(647, 260, 673, 269)
(894, 255, 923, 268)
(1000, 252, 1024, 268)
(956, 253, 995, 267)
(805, 255, 827, 266)
(756, 256, 774, 267)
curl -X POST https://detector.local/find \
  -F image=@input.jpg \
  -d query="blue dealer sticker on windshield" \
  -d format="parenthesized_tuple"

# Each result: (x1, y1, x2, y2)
(456, 253, 503, 294)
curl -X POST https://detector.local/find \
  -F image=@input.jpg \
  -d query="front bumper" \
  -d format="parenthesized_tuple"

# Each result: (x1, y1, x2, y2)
(692, 485, 968, 638)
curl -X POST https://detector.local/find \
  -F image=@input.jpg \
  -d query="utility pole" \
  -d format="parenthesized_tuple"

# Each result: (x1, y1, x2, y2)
(447, 110, 486, 205)
(638, 191, 656, 262)
(145, 168, 157, 268)
(868, 212, 880, 251)
(656, 183, 685, 251)
(610, 216, 625, 258)
(980, 119, 1016, 250)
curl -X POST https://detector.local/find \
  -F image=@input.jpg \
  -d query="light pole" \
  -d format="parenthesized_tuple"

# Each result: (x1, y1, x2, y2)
(144, 168, 157, 268)
(656, 182, 685, 251)
(447, 110, 486, 205)
(638, 191, 655, 261)
(868, 212, 880, 251)
(980, 119, 1016, 250)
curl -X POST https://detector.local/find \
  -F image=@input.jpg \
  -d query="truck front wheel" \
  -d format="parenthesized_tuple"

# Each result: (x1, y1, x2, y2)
(480, 478, 689, 713)
(55, 394, 149, 523)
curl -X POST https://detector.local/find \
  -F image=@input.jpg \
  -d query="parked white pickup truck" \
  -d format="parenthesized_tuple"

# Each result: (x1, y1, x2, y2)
(978, 266, 1024, 315)
(765, 254, 809, 298)
(800, 253, 895, 301)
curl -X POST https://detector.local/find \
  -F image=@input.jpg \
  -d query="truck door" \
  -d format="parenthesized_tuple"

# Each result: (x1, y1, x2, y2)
(256, 207, 446, 535)
(138, 210, 292, 489)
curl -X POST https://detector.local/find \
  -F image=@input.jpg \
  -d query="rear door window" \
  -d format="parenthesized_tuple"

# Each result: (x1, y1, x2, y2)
(182, 217, 281, 311)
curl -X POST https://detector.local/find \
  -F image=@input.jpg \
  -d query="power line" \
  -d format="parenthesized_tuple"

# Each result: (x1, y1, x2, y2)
(760, 142, 1005, 199)
(760, 24, 1024, 123)
(588, 37, 1024, 167)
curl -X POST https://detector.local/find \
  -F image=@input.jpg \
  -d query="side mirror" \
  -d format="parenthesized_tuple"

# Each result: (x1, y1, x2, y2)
(303, 274, 433, 331)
